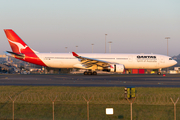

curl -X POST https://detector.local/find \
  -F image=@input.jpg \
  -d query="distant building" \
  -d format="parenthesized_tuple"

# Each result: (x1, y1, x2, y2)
(174, 67, 180, 71)
(0, 55, 6, 58)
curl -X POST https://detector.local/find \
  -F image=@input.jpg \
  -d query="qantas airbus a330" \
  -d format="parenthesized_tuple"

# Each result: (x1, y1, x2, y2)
(4, 29, 177, 75)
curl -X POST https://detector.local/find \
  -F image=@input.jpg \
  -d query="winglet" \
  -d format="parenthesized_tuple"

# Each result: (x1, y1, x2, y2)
(72, 52, 78, 57)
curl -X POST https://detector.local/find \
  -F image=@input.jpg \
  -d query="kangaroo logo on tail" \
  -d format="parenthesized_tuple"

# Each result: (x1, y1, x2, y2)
(4, 29, 49, 67)
(8, 39, 28, 53)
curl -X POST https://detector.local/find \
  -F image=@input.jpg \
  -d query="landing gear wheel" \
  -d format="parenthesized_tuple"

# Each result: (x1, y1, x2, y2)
(88, 72, 92, 75)
(157, 72, 161, 75)
(92, 71, 97, 75)
(84, 71, 88, 75)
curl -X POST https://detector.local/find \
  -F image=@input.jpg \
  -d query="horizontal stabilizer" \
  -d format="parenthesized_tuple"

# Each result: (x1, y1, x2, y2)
(6, 51, 25, 59)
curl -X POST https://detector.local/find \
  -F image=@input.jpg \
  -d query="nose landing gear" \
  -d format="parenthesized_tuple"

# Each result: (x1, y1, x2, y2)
(157, 68, 162, 75)
(157, 72, 161, 75)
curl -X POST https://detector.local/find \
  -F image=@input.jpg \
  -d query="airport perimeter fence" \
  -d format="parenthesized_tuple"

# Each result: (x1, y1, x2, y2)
(0, 92, 180, 120)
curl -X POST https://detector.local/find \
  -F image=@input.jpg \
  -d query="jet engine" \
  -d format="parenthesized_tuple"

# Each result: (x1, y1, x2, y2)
(103, 64, 124, 73)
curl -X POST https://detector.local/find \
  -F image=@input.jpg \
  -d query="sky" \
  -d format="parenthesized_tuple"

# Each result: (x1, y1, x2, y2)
(0, 0, 180, 56)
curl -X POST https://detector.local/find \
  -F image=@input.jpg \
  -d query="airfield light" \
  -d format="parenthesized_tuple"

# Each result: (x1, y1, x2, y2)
(105, 34, 107, 53)
(165, 37, 170, 56)
(108, 41, 112, 53)
(65, 47, 68, 53)
(76, 46, 78, 52)
(91, 44, 94, 53)
(165, 37, 170, 73)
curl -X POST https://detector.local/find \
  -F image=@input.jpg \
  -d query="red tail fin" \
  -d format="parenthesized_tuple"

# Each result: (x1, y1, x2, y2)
(4, 29, 33, 54)
(4, 29, 47, 67)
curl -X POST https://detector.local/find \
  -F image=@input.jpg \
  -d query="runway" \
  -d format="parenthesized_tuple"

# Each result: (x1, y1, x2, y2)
(0, 74, 180, 87)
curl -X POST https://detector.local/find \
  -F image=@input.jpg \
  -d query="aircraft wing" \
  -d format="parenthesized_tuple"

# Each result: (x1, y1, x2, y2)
(72, 52, 117, 68)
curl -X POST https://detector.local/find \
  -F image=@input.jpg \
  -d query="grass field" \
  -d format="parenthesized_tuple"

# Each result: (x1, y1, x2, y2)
(0, 86, 180, 120)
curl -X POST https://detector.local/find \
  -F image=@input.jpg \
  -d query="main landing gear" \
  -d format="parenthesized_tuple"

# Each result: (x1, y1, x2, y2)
(84, 71, 97, 75)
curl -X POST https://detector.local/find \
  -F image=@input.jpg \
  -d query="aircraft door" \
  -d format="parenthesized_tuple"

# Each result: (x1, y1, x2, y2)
(156, 57, 162, 68)
(128, 56, 133, 62)
(160, 57, 165, 63)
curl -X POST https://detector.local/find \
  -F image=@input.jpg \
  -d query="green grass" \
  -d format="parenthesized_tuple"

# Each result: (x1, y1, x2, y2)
(0, 103, 180, 120)
(1, 86, 180, 94)
(0, 86, 180, 119)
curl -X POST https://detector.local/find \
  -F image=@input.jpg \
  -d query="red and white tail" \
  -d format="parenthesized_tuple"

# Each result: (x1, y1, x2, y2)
(4, 29, 33, 54)
(4, 29, 47, 66)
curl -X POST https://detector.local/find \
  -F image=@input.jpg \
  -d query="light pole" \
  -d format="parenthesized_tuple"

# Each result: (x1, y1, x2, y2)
(76, 46, 78, 52)
(108, 41, 112, 53)
(105, 34, 107, 53)
(165, 37, 170, 56)
(65, 47, 68, 53)
(91, 44, 94, 53)
(165, 37, 170, 73)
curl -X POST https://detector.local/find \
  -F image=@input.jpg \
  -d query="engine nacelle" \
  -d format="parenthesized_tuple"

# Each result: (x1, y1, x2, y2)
(103, 64, 124, 73)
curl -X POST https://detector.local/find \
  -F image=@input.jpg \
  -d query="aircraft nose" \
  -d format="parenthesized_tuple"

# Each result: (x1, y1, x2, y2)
(173, 60, 177, 65)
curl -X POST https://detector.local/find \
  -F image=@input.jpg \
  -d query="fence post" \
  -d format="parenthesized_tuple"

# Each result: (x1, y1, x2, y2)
(83, 96, 92, 120)
(170, 97, 179, 120)
(49, 96, 57, 120)
(127, 97, 136, 120)
(9, 96, 18, 120)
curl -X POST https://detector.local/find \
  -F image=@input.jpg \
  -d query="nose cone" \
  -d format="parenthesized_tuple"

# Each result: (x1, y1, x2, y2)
(173, 60, 177, 65)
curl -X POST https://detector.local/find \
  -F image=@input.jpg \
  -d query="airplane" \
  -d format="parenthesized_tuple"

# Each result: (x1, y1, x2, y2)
(4, 29, 177, 75)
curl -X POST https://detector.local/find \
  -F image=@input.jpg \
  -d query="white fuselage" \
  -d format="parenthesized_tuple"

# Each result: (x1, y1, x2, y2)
(37, 53, 177, 69)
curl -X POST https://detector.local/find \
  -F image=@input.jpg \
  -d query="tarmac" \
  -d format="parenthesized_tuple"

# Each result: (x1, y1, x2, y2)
(0, 74, 180, 87)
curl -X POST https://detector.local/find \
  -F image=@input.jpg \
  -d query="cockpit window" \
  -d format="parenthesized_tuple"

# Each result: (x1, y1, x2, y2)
(169, 58, 173, 60)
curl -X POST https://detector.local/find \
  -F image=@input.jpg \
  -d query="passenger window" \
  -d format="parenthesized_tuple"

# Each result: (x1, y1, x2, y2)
(169, 58, 172, 60)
